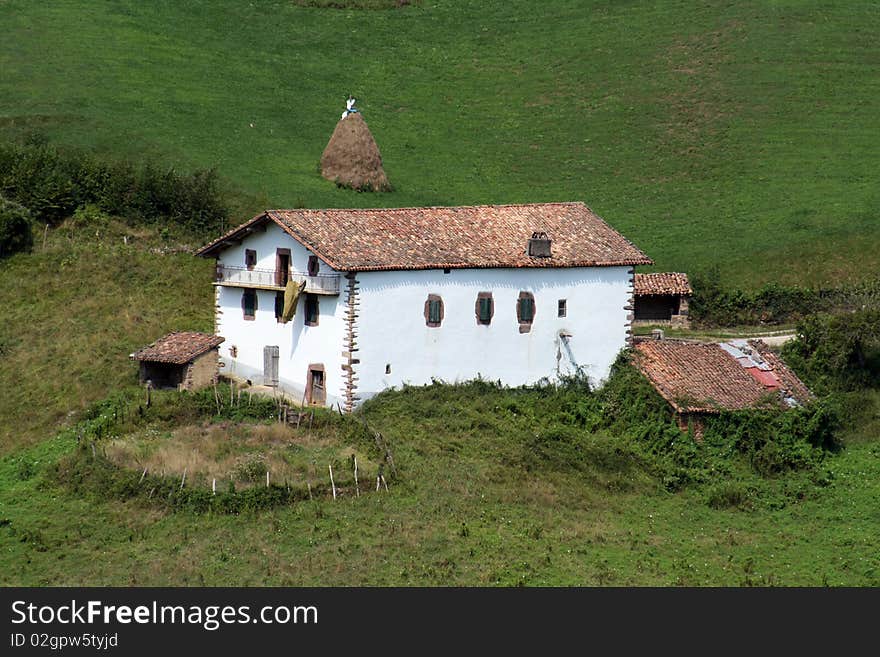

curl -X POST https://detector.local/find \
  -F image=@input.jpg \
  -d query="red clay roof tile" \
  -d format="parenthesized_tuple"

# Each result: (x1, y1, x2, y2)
(131, 332, 224, 365)
(634, 272, 692, 296)
(633, 339, 812, 413)
(196, 202, 652, 271)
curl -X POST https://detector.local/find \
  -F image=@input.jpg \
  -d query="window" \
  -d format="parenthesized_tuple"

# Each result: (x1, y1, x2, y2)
(308, 255, 320, 277)
(245, 249, 257, 270)
(242, 289, 257, 320)
(304, 294, 319, 326)
(274, 292, 284, 323)
(517, 291, 535, 332)
(475, 292, 494, 325)
(275, 248, 291, 287)
(558, 299, 567, 318)
(424, 294, 444, 327)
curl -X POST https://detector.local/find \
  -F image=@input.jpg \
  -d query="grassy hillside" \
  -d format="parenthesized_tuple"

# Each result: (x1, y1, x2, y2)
(1, 381, 878, 586)
(0, 220, 213, 453)
(2, 0, 879, 287)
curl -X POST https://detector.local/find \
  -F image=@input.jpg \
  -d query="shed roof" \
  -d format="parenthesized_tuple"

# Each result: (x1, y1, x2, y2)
(196, 202, 652, 271)
(633, 339, 812, 414)
(130, 332, 225, 365)
(634, 272, 692, 296)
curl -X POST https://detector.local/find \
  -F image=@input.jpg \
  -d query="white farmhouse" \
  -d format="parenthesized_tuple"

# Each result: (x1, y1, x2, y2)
(196, 202, 652, 411)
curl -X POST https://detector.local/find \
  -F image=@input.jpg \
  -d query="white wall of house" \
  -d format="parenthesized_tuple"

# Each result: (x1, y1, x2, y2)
(214, 223, 346, 406)
(353, 266, 632, 402)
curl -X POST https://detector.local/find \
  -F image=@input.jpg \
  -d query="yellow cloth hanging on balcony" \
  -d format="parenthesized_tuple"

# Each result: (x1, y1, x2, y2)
(281, 280, 306, 323)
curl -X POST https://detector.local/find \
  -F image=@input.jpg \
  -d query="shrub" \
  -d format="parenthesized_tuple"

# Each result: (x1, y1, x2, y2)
(0, 196, 33, 258)
(0, 136, 228, 235)
(783, 309, 880, 392)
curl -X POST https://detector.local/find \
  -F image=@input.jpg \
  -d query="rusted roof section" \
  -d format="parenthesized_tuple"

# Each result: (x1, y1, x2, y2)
(196, 203, 652, 271)
(634, 272, 692, 296)
(633, 339, 812, 414)
(130, 332, 224, 365)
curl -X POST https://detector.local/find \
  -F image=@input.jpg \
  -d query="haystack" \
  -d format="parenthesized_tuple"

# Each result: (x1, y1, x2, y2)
(320, 112, 391, 192)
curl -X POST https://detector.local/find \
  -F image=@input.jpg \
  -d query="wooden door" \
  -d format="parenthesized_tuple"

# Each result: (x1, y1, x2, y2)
(263, 345, 279, 386)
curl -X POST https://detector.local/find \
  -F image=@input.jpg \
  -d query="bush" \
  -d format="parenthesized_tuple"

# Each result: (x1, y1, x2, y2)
(783, 309, 880, 392)
(0, 136, 228, 235)
(0, 196, 33, 258)
(689, 265, 822, 326)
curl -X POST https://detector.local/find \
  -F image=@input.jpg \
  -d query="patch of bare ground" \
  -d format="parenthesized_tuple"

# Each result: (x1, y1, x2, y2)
(106, 422, 378, 491)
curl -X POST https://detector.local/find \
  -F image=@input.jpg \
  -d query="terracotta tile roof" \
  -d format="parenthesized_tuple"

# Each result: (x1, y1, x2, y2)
(196, 202, 652, 271)
(633, 339, 812, 414)
(131, 332, 224, 365)
(634, 272, 692, 296)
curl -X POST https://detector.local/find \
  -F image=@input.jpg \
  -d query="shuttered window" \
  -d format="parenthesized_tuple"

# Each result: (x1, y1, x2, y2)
(424, 294, 444, 327)
(517, 292, 535, 332)
(475, 292, 494, 325)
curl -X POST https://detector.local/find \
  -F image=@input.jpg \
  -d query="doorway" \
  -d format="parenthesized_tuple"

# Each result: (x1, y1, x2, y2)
(305, 363, 325, 406)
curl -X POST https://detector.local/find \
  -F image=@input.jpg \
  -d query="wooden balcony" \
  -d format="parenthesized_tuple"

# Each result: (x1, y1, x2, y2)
(214, 265, 340, 295)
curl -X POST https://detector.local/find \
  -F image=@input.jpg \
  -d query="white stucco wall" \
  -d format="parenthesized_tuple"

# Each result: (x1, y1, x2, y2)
(213, 223, 346, 406)
(209, 222, 633, 408)
(353, 266, 633, 402)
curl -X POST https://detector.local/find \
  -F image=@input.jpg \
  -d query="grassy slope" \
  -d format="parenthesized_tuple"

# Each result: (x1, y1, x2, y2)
(0, 223, 214, 452)
(1, 1, 879, 287)
(1, 386, 878, 586)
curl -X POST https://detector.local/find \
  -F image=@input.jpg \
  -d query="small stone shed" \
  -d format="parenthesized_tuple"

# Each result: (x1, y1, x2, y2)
(633, 272, 692, 327)
(130, 331, 224, 391)
(632, 338, 812, 436)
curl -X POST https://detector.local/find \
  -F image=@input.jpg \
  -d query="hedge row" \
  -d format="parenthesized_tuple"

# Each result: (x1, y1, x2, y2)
(0, 134, 228, 236)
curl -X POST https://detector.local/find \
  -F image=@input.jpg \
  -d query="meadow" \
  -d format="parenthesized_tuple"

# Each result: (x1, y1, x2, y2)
(1, 0, 878, 286)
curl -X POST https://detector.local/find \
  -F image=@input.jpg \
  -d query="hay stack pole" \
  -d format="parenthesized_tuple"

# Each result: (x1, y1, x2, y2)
(320, 110, 391, 192)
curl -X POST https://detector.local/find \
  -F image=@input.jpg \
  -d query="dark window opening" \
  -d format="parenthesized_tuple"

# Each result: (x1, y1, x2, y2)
(308, 255, 320, 277)
(443, 268, 451, 274)
(304, 294, 319, 326)
(274, 292, 285, 322)
(424, 294, 444, 327)
(558, 299, 567, 317)
(385, 363, 392, 375)
(475, 292, 494, 325)
(245, 249, 257, 270)
(517, 292, 535, 332)
(242, 289, 257, 320)
(275, 248, 291, 287)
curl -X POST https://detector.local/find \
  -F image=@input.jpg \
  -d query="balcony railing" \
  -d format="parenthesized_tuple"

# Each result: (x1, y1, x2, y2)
(215, 265, 340, 296)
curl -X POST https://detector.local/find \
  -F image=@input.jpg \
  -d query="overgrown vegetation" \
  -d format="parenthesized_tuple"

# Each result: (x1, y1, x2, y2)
(689, 266, 880, 327)
(0, 135, 228, 235)
(782, 309, 880, 394)
(0, 194, 32, 258)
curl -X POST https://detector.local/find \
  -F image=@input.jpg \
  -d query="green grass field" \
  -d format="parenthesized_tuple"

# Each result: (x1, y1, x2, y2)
(2, 383, 878, 586)
(1, 0, 879, 586)
(2, 0, 879, 286)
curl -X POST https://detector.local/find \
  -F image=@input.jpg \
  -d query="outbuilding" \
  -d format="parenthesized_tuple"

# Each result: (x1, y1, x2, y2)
(633, 272, 692, 327)
(130, 331, 225, 391)
(632, 337, 812, 436)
